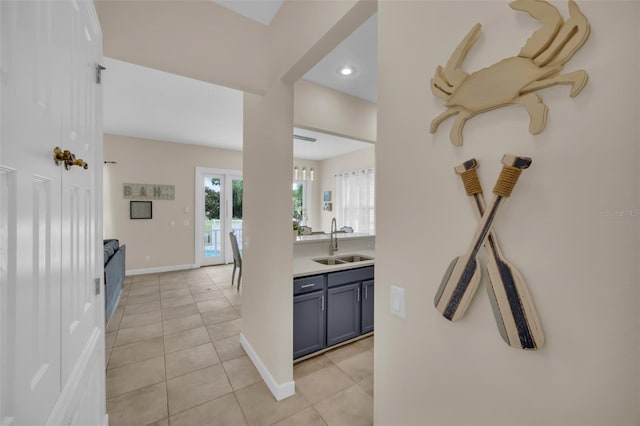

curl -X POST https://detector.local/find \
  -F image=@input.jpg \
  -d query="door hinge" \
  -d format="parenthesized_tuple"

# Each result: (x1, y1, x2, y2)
(95, 277, 101, 295)
(96, 64, 106, 84)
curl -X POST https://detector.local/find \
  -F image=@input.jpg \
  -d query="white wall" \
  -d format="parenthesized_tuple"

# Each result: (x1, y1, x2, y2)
(376, 2, 639, 425)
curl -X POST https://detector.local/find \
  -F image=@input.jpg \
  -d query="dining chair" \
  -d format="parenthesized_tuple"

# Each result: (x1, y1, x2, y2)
(229, 232, 242, 291)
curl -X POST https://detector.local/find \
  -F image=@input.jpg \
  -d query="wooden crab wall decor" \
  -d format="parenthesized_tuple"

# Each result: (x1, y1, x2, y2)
(430, 0, 590, 146)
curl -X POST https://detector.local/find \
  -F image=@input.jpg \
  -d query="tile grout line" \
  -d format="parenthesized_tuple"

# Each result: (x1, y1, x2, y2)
(157, 274, 170, 425)
(107, 266, 272, 425)
(163, 267, 240, 422)
(202, 266, 253, 426)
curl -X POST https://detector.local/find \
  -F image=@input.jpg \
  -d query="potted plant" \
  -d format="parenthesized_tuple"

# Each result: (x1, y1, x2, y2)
(293, 221, 299, 240)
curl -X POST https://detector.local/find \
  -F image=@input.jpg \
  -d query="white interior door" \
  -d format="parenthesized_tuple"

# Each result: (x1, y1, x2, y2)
(1, 2, 63, 423)
(59, 0, 102, 389)
(0, 1, 105, 425)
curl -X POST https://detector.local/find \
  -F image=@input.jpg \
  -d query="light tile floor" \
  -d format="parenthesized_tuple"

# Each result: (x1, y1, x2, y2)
(106, 264, 374, 426)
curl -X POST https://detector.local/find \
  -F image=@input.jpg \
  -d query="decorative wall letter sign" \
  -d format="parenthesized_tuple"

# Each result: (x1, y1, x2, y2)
(123, 183, 175, 200)
(430, 0, 590, 146)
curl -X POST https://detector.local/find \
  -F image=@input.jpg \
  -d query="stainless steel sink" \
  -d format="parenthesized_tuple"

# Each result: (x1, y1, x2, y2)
(336, 255, 374, 263)
(313, 257, 347, 265)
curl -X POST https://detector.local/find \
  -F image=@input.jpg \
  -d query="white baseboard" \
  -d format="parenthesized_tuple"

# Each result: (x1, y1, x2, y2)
(240, 333, 295, 401)
(126, 264, 197, 276)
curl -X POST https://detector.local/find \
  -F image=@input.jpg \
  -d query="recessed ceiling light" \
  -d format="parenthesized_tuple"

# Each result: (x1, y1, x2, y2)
(338, 66, 355, 76)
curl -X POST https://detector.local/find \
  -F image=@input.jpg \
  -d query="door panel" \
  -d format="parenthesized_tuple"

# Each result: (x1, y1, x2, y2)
(293, 290, 326, 359)
(361, 280, 374, 334)
(1, 1, 63, 423)
(202, 174, 224, 265)
(60, 0, 100, 386)
(0, 0, 104, 424)
(196, 169, 242, 267)
(230, 177, 243, 263)
(0, 167, 17, 425)
(327, 283, 361, 347)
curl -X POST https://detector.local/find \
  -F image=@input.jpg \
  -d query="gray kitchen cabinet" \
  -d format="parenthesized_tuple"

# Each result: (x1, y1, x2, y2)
(293, 266, 374, 359)
(293, 290, 326, 359)
(293, 274, 326, 359)
(361, 279, 374, 334)
(327, 282, 361, 346)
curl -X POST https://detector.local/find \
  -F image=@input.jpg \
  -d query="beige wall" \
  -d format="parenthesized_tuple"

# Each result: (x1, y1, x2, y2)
(239, 0, 375, 399)
(242, 79, 295, 393)
(317, 146, 375, 233)
(376, 2, 639, 425)
(295, 79, 377, 143)
(103, 134, 242, 272)
(96, 0, 268, 94)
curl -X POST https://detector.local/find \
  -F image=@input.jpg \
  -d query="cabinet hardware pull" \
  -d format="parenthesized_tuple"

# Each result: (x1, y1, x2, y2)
(365, 286, 368, 300)
(321, 295, 325, 311)
(300, 283, 315, 288)
(357, 288, 360, 302)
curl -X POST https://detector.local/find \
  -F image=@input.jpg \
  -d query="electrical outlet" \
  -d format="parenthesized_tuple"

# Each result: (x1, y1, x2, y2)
(145, 255, 150, 262)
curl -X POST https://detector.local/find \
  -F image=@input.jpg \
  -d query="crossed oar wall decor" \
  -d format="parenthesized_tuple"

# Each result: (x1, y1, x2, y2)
(434, 154, 544, 350)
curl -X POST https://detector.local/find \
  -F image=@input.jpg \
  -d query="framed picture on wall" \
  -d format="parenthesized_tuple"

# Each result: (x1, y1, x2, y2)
(323, 202, 332, 212)
(130, 201, 152, 219)
(323, 191, 332, 202)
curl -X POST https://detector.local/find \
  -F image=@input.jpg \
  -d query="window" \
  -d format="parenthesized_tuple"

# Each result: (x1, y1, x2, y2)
(336, 169, 375, 234)
(292, 181, 308, 226)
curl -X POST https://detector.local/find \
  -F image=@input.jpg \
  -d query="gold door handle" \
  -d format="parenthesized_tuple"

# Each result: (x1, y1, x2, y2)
(53, 146, 68, 166)
(68, 158, 88, 169)
(53, 147, 89, 170)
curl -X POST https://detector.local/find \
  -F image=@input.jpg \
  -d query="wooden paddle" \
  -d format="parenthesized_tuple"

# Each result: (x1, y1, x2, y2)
(434, 154, 532, 322)
(454, 159, 543, 350)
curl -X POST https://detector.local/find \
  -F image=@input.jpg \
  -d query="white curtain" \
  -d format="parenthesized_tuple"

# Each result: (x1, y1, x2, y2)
(336, 169, 375, 234)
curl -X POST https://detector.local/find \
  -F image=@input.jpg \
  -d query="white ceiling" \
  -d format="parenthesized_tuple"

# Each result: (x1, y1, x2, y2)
(103, 57, 243, 151)
(303, 13, 377, 103)
(103, 4, 377, 160)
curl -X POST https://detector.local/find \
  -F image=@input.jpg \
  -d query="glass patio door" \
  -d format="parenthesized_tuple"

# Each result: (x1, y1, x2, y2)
(229, 176, 243, 263)
(196, 168, 242, 266)
(202, 173, 225, 265)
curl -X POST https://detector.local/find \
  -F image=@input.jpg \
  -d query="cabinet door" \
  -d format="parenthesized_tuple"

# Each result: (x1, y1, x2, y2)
(327, 283, 361, 347)
(293, 290, 325, 359)
(361, 280, 374, 334)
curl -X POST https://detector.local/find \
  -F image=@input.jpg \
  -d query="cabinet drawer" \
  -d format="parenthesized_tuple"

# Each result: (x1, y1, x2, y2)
(293, 275, 326, 295)
(327, 266, 374, 288)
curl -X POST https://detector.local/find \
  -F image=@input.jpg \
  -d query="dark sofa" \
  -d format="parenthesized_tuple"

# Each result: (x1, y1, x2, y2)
(104, 239, 125, 319)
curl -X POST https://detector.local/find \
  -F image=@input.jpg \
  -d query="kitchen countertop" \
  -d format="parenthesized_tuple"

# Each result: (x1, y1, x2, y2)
(294, 232, 374, 244)
(293, 248, 375, 278)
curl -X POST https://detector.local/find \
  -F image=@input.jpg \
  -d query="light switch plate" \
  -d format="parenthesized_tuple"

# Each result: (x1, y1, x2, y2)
(390, 286, 406, 319)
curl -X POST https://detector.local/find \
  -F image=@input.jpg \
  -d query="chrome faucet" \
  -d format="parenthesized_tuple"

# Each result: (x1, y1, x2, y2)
(330, 218, 338, 255)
